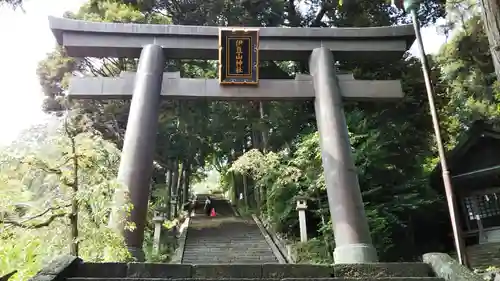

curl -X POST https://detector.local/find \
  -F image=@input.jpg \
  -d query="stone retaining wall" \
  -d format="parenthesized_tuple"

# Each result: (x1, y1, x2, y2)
(73, 262, 433, 278)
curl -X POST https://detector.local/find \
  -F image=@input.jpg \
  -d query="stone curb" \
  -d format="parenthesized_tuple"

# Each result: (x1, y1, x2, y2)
(229, 204, 240, 217)
(423, 253, 482, 281)
(256, 216, 295, 264)
(171, 216, 191, 264)
(68, 278, 443, 281)
(252, 214, 288, 264)
(28, 255, 82, 281)
(69, 262, 434, 279)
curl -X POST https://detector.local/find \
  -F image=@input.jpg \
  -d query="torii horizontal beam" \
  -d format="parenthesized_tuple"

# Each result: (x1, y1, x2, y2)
(68, 72, 404, 101)
(48, 17, 415, 61)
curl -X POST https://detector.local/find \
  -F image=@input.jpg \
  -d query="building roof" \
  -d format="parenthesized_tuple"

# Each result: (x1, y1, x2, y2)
(429, 120, 500, 190)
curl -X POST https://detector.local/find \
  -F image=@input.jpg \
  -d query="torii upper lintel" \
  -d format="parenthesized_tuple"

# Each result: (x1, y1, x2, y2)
(48, 16, 415, 61)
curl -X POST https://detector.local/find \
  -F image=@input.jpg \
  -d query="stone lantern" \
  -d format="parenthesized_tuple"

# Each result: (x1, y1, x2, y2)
(152, 210, 166, 255)
(296, 195, 308, 242)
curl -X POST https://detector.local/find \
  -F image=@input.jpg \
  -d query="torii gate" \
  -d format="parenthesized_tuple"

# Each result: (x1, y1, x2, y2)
(48, 16, 415, 263)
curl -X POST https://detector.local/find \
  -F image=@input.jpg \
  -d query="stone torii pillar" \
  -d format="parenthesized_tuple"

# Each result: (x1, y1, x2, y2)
(310, 47, 377, 263)
(108, 44, 165, 261)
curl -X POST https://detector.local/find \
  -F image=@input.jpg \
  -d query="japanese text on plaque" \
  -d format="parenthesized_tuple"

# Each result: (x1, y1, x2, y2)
(226, 37, 251, 77)
(235, 39, 244, 74)
(219, 28, 259, 85)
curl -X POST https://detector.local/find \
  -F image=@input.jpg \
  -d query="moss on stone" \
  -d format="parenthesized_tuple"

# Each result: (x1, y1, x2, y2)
(28, 255, 81, 281)
(423, 252, 483, 281)
(333, 263, 433, 278)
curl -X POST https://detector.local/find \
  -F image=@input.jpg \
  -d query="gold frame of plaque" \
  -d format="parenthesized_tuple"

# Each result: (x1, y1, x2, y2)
(218, 28, 260, 85)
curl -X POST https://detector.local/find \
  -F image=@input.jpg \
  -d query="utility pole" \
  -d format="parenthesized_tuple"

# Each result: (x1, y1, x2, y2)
(398, 0, 470, 267)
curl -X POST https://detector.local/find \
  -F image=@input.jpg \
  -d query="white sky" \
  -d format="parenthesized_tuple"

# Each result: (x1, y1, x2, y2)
(0, 0, 447, 145)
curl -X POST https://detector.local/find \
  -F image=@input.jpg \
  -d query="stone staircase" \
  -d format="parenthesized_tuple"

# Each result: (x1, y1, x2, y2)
(465, 242, 500, 268)
(181, 198, 279, 264)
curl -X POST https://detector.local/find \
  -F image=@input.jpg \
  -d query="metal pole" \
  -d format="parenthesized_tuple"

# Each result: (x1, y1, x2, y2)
(410, 9, 469, 267)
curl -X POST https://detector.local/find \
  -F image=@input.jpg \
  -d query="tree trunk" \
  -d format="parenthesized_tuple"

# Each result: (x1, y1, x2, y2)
(232, 148, 243, 206)
(182, 163, 191, 203)
(480, 0, 500, 80)
(229, 151, 238, 205)
(165, 161, 173, 220)
(259, 101, 269, 152)
(178, 167, 186, 206)
(171, 159, 179, 218)
(249, 130, 260, 210)
(241, 141, 249, 207)
(259, 101, 268, 213)
(69, 134, 79, 256)
(243, 173, 249, 207)
(231, 171, 237, 205)
(175, 162, 184, 217)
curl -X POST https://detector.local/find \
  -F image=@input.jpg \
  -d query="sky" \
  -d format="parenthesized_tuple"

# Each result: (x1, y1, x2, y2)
(0, 0, 448, 146)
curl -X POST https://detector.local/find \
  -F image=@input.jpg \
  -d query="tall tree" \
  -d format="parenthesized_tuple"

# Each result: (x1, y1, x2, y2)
(0, 0, 22, 8)
(478, 0, 500, 81)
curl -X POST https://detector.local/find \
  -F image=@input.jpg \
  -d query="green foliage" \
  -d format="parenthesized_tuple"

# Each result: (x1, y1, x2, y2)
(0, 0, 22, 9)
(293, 239, 334, 264)
(229, 116, 439, 260)
(0, 113, 130, 280)
(435, 14, 500, 140)
(224, 2, 500, 263)
(143, 227, 177, 263)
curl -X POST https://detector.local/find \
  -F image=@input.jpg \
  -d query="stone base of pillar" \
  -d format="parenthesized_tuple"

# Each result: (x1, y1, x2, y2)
(333, 243, 378, 264)
(128, 246, 145, 262)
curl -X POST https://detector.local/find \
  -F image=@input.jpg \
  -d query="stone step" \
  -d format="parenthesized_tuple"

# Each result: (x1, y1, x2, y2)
(186, 237, 267, 240)
(184, 245, 273, 248)
(185, 237, 266, 240)
(66, 277, 444, 281)
(184, 244, 271, 249)
(460, 242, 500, 267)
(184, 245, 274, 248)
(183, 249, 274, 253)
(186, 242, 267, 244)
(184, 240, 271, 243)
(180, 253, 274, 262)
(187, 232, 266, 235)
(185, 242, 269, 245)
(73, 262, 434, 279)
(184, 237, 269, 240)
(185, 235, 245, 238)
(183, 248, 275, 252)
(181, 252, 278, 256)
(181, 259, 279, 262)
(181, 254, 278, 258)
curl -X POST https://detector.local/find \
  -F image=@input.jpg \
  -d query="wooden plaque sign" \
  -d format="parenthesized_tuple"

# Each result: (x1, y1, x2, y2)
(219, 28, 259, 85)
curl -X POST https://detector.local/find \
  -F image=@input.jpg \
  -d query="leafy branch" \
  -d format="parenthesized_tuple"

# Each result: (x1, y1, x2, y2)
(2, 203, 71, 229)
